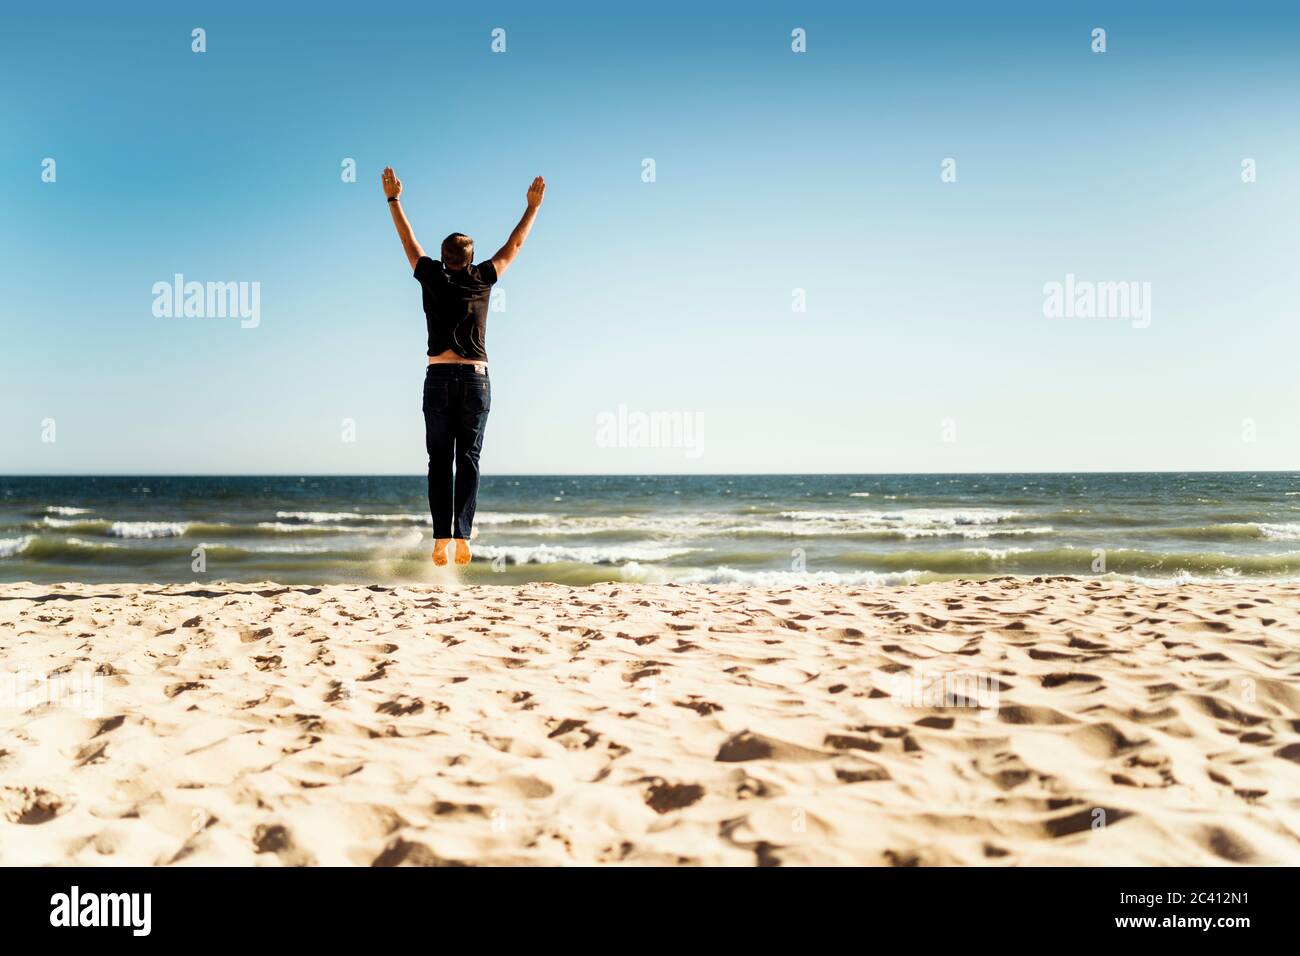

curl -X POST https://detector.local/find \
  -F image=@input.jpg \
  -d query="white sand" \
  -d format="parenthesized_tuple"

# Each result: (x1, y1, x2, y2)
(2, 578, 1298, 866)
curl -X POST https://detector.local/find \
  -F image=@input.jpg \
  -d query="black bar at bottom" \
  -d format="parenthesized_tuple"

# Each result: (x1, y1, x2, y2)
(0, 866, 1277, 941)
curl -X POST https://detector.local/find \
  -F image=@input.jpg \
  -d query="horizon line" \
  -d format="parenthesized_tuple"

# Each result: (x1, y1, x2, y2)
(3, 470, 1298, 479)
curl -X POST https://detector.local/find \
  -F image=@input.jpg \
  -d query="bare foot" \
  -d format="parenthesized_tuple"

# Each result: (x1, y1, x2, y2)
(454, 539, 472, 565)
(432, 539, 452, 566)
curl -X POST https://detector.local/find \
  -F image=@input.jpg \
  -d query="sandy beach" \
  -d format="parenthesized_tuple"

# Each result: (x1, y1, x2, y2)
(2, 578, 1298, 866)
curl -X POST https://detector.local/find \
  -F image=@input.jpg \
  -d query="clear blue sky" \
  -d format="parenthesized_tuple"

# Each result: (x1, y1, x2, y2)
(2, 1, 1297, 474)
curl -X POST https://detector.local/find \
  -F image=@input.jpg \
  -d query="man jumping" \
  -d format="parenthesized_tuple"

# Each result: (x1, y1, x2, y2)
(382, 167, 545, 566)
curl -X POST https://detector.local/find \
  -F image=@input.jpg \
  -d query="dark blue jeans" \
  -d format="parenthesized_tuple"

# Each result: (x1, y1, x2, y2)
(423, 363, 491, 539)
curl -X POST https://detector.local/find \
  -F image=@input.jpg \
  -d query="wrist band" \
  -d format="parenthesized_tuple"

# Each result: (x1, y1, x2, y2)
(388, 196, 399, 203)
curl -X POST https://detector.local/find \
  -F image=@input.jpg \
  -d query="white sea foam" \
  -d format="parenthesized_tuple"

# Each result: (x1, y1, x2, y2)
(275, 511, 365, 522)
(666, 566, 924, 586)
(409, 508, 1042, 541)
(256, 521, 370, 534)
(274, 511, 429, 524)
(476, 544, 696, 565)
(42, 516, 96, 528)
(780, 507, 1020, 526)
(198, 541, 336, 555)
(272, 511, 549, 528)
(774, 508, 1044, 539)
(1123, 570, 1213, 586)
(428, 513, 707, 537)
(65, 537, 124, 550)
(474, 512, 554, 526)
(1259, 523, 1300, 541)
(45, 506, 93, 515)
(107, 521, 187, 539)
(0, 535, 34, 558)
(962, 546, 1034, 559)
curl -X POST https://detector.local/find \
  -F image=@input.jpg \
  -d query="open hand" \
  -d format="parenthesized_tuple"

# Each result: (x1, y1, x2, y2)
(382, 167, 402, 200)
(526, 176, 545, 208)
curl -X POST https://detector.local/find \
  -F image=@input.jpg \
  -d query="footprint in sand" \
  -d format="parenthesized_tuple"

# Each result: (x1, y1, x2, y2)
(371, 837, 463, 867)
(642, 779, 705, 814)
(0, 786, 70, 824)
(252, 823, 316, 866)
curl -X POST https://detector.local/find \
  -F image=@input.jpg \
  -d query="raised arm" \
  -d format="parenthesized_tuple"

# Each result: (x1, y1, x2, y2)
(491, 176, 545, 278)
(382, 167, 425, 270)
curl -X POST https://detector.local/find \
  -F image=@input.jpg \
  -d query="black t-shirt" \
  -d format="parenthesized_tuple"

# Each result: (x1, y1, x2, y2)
(413, 256, 497, 360)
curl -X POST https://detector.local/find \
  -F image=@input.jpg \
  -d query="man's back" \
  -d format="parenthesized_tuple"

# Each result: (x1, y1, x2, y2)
(414, 257, 497, 360)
